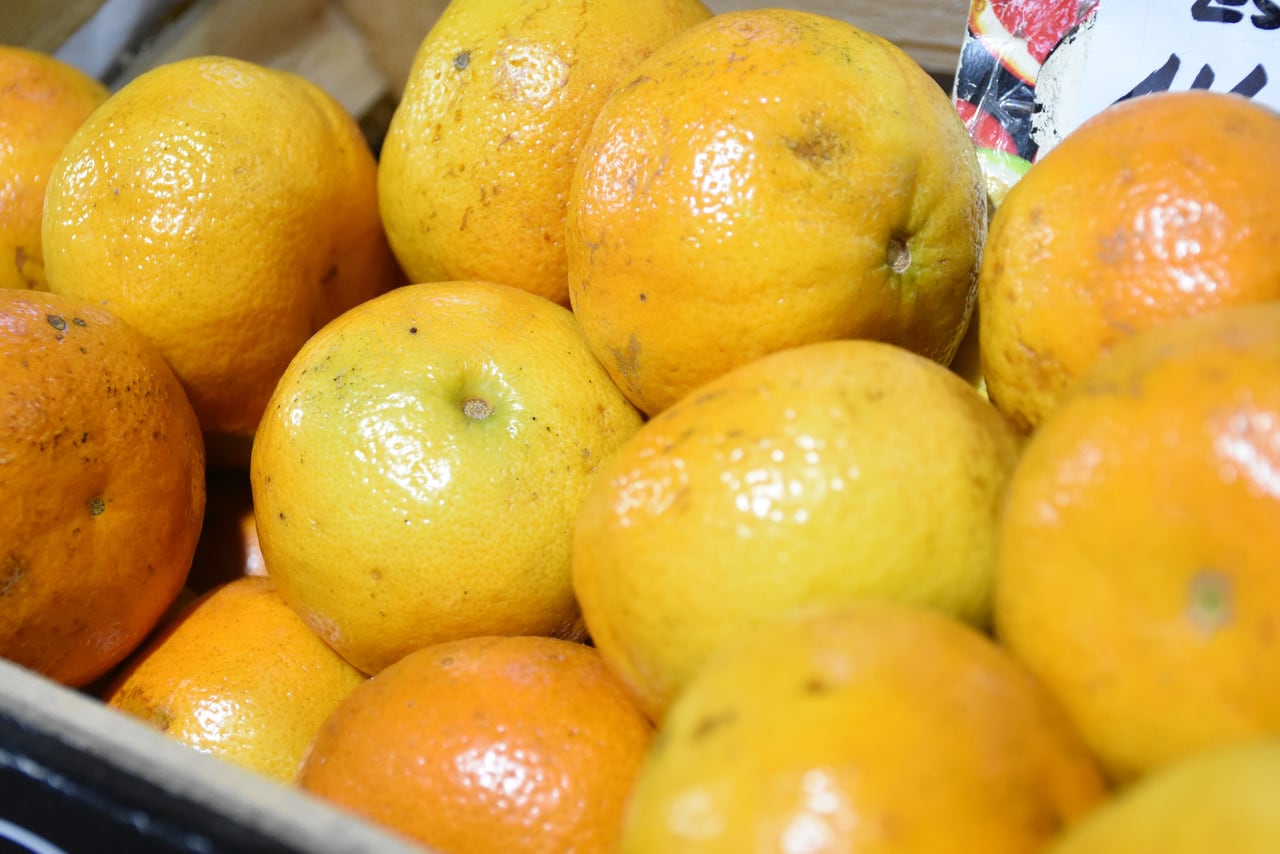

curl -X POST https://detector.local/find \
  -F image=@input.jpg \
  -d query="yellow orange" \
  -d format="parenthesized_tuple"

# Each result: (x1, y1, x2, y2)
(623, 603, 1107, 852)
(378, 0, 711, 304)
(104, 576, 366, 783)
(42, 56, 403, 466)
(573, 338, 1022, 721)
(1049, 739, 1280, 854)
(251, 281, 642, 674)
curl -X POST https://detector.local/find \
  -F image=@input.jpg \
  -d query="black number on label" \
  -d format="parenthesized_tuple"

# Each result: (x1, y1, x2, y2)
(1253, 0, 1280, 29)
(1192, 0, 1280, 27)
(1113, 53, 1269, 102)
(1193, 0, 1249, 24)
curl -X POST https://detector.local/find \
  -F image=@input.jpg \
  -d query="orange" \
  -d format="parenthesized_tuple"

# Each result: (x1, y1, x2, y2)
(1049, 738, 1280, 854)
(573, 338, 1022, 722)
(186, 467, 266, 594)
(0, 288, 204, 687)
(104, 576, 366, 784)
(0, 46, 107, 290)
(978, 91, 1280, 433)
(42, 55, 403, 467)
(566, 8, 986, 416)
(297, 634, 654, 853)
(250, 281, 643, 674)
(377, 0, 711, 304)
(995, 302, 1280, 783)
(622, 602, 1107, 852)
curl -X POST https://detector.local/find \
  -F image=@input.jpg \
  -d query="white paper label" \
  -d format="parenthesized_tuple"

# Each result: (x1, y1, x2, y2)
(1063, 0, 1278, 139)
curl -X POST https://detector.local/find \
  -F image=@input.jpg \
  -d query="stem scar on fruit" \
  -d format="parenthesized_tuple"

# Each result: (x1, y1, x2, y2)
(462, 397, 493, 420)
(887, 236, 911, 274)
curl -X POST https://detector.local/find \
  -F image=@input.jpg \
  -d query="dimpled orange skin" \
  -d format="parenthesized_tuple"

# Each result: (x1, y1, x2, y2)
(566, 8, 986, 416)
(104, 576, 366, 784)
(995, 302, 1280, 784)
(0, 289, 205, 687)
(0, 46, 107, 290)
(297, 635, 655, 854)
(572, 338, 1023, 723)
(250, 281, 644, 675)
(979, 91, 1280, 433)
(622, 603, 1107, 853)
(378, 0, 711, 304)
(42, 56, 403, 463)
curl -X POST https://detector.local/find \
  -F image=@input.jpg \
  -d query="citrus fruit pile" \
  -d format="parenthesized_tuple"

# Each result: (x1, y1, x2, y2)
(3, 2, 1280, 851)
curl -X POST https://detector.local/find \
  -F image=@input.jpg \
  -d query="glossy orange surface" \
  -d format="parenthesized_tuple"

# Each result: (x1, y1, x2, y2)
(0, 289, 205, 687)
(623, 603, 1107, 852)
(572, 338, 1022, 722)
(42, 56, 403, 463)
(979, 90, 1280, 433)
(104, 576, 366, 783)
(379, 0, 711, 304)
(0, 46, 107, 290)
(250, 281, 642, 675)
(566, 8, 986, 416)
(996, 302, 1280, 782)
(298, 635, 654, 854)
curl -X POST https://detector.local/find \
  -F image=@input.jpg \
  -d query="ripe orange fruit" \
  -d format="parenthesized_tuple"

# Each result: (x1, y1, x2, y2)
(995, 302, 1280, 783)
(378, 0, 711, 304)
(0, 289, 204, 687)
(978, 91, 1280, 432)
(104, 576, 366, 784)
(297, 634, 654, 853)
(1049, 738, 1280, 853)
(566, 8, 986, 416)
(42, 56, 403, 466)
(622, 603, 1107, 852)
(573, 338, 1022, 722)
(251, 281, 643, 674)
(0, 46, 107, 290)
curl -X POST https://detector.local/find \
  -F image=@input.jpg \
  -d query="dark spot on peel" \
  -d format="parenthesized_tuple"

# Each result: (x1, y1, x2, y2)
(690, 709, 737, 741)
(803, 676, 834, 695)
(47, 315, 67, 332)
(454, 50, 471, 71)
(0, 554, 25, 597)
(88, 497, 106, 517)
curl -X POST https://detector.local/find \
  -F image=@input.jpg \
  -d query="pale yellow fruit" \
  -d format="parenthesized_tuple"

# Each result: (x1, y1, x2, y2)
(573, 339, 1022, 722)
(1050, 739, 1280, 853)
(251, 281, 643, 674)
(378, 0, 711, 304)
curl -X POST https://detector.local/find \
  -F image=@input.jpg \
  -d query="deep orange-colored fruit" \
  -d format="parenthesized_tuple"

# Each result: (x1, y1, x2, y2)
(0, 46, 107, 290)
(298, 634, 654, 853)
(0, 289, 204, 687)
(566, 8, 986, 416)
(623, 603, 1107, 852)
(996, 302, 1280, 783)
(979, 91, 1280, 432)
(104, 576, 366, 784)
(42, 56, 403, 465)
